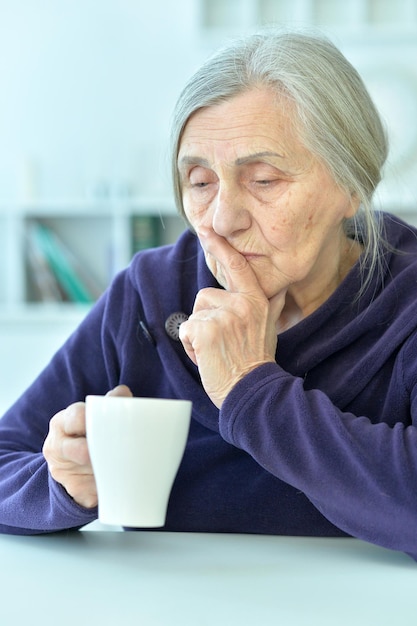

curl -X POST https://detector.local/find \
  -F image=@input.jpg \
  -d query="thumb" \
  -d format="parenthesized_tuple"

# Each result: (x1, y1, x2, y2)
(106, 384, 133, 398)
(268, 290, 287, 325)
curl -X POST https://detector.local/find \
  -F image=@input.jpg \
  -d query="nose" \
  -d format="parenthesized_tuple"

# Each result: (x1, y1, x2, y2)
(212, 183, 252, 238)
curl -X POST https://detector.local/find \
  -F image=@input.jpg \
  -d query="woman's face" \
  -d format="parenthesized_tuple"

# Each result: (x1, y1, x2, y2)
(178, 88, 358, 303)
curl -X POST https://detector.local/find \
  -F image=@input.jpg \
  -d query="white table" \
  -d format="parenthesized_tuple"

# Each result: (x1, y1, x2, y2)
(0, 530, 415, 625)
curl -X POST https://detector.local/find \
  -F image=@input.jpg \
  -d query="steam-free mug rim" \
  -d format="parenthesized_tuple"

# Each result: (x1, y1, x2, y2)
(86, 395, 192, 406)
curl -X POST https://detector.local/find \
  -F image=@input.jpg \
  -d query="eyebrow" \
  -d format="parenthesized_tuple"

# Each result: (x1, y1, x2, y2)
(178, 151, 285, 168)
(235, 151, 285, 165)
(178, 156, 210, 168)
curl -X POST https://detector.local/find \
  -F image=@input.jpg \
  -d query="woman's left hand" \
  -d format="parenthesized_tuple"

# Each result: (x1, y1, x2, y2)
(179, 230, 286, 408)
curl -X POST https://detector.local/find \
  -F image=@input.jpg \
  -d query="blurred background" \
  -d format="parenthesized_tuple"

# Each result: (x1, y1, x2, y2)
(1, 0, 417, 413)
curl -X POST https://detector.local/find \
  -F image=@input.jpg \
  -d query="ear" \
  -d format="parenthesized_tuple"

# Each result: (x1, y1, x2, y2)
(344, 192, 361, 219)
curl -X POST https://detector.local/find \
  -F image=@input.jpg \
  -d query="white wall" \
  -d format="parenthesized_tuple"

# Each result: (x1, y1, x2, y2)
(0, 0, 205, 201)
(1, 0, 417, 415)
(0, 1, 416, 205)
(0, 309, 87, 415)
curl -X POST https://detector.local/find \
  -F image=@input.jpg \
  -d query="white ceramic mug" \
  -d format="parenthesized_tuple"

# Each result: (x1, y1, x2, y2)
(85, 396, 192, 527)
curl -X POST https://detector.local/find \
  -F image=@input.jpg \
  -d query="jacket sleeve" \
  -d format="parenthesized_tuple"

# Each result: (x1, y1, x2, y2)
(218, 359, 417, 559)
(0, 271, 133, 534)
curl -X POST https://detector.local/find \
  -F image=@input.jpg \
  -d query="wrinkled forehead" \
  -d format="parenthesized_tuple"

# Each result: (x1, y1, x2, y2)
(177, 89, 313, 178)
(179, 88, 302, 153)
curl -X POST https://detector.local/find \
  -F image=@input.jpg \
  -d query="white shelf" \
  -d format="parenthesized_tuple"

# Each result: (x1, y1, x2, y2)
(0, 197, 187, 413)
(0, 197, 185, 315)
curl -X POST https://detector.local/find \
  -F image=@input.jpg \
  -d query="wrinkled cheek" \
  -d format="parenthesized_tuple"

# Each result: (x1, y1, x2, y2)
(183, 200, 211, 232)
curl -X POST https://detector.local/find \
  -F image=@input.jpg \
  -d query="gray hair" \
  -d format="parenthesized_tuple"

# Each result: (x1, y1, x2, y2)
(170, 28, 389, 293)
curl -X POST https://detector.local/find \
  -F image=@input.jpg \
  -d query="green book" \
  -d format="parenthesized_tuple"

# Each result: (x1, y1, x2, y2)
(29, 221, 95, 304)
(131, 215, 161, 254)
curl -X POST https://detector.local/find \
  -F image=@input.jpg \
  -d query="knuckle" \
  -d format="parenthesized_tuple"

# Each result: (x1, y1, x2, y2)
(193, 287, 212, 311)
(178, 321, 188, 341)
(48, 410, 64, 432)
(42, 437, 51, 460)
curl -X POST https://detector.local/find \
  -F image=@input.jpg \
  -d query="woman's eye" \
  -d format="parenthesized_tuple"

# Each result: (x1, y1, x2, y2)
(250, 167, 280, 187)
(255, 178, 277, 187)
(188, 166, 216, 189)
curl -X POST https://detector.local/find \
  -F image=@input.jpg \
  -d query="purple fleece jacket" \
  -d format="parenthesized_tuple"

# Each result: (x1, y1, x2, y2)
(1, 212, 417, 559)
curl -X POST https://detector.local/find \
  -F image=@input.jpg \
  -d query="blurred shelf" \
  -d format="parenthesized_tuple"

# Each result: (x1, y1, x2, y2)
(0, 197, 186, 318)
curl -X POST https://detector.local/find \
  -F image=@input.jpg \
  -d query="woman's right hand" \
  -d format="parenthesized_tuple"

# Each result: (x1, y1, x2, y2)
(42, 385, 132, 508)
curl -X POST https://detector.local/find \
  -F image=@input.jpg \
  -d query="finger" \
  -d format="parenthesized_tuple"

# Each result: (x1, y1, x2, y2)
(178, 321, 198, 366)
(62, 402, 87, 437)
(191, 286, 240, 314)
(62, 436, 92, 467)
(268, 290, 288, 325)
(106, 384, 133, 398)
(198, 229, 265, 296)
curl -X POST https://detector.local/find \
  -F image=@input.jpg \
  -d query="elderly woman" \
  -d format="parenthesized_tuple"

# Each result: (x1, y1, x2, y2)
(1, 29, 417, 560)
